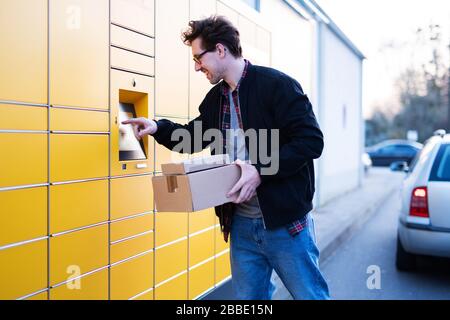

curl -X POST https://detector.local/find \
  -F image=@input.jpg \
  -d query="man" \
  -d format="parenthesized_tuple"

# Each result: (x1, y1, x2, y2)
(123, 16, 329, 300)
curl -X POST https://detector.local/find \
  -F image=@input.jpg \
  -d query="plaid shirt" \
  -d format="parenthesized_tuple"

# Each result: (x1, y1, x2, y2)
(219, 60, 308, 242)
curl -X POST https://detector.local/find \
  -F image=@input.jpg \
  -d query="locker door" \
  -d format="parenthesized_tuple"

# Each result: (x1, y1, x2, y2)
(0, 0, 47, 104)
(188, 0, 217, 119)
(155, 0, 189, 118)
(50, 0, 109, 109)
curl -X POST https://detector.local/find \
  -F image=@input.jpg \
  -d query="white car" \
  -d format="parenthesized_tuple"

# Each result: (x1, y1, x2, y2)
(393, 132, 450, 270)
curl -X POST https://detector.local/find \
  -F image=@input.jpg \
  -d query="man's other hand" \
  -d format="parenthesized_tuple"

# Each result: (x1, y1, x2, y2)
(227, 159, 262, 204)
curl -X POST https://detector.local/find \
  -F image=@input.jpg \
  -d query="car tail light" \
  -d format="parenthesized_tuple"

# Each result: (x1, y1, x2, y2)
(410, 187, 429, 218)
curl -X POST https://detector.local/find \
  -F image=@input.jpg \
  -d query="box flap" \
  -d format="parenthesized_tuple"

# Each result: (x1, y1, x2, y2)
(152, 174, 194, 212)
(161, 154, 231, 175)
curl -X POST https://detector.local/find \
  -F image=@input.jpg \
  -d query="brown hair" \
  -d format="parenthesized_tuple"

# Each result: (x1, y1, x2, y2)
(182, 15, 242, 58)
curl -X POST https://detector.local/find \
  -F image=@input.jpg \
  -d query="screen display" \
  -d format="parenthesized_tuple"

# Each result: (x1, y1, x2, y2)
(118, 103, 147, 161)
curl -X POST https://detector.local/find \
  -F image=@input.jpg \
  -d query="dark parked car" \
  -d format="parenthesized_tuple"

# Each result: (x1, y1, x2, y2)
(366, 140, 423, 167)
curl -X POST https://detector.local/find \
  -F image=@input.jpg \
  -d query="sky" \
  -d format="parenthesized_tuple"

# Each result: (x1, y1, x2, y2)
(315, 0, 450, 119)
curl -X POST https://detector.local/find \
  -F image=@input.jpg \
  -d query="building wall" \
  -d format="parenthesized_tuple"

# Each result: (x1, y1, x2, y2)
(318, 24, 363, 205)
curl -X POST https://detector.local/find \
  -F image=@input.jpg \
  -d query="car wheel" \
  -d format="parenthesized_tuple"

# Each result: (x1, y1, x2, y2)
(396, 234, 416, 271)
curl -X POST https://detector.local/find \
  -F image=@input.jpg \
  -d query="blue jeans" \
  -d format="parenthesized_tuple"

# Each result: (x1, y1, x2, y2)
(230, 214, 330, 300)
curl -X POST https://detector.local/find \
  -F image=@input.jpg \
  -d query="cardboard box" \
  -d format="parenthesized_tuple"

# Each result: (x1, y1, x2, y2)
(152, 155, 240, 212)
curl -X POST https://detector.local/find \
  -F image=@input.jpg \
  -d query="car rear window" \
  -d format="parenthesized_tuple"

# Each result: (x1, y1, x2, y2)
(429, 144, 450, 182)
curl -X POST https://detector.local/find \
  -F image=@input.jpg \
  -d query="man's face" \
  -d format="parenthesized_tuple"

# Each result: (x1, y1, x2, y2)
(191, 38, 225, 85)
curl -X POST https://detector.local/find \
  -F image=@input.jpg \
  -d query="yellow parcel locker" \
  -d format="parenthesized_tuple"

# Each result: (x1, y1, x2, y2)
(110, 69, 154, 177)
(132, 289, 154, 300)
(0, 187, 47, 248)
(155, 0, 189, 118)
(111, 24, 155, 56)
(50, 108, 109, 132)
(50, 134, 108, 183)
(188, 0, 217, 119)
(26, 291, 48, 300)
(110, 251, 154, 300)
(189, 209, 216, 235)
(111, 47, 155, 76)
(0, 240, 47, 300)
(50, 180, 108, 234)
(0, 0, 47, 104)
(0, 133, 47, 188)
(216, 2, 239, 27)
(0, 104, 47, 131)
(50, 224, 108, 286)
(215, 225, 229, 255)
(216, 251, 231, 285)
(189, 229, 214, 267)
(50, 269, 108, 300)
(50, 0, 109, 109)
(189, 260, 214, 300)
(155, 240, 187, 285)
(111, 213, 154, 242)
(110, 232, 154, 264)
(154, 117, 189, 172)
(110, 175, 153, 220)
(155, 273, 187, 300)
(155, 212, 188, 247)
(111, 0, 155, 36)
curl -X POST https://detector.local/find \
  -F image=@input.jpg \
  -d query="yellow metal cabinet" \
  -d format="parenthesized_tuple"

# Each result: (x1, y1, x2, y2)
(0, 104, 47, 131)
(189, 229, 214, 267)
(110, 175, 153, 220)
(189, 209, 216, 235)
(111, 0, 154, 36)
(155, 273, 187, 300)
(0, 187, 47, 248)
(189, 260, 214, 300)
(215, 226, 229, 255)
(0, 240, 47, 300)
(238, 15, 257, 49)
(111, 47, 154, 76)
(50, 180, 108, 234)
(50, 269, 108, 300)
(155, 0, 189, 118)
(155, 240, 187, 285)
(110, 251, 154, 300)
(188, 0, 217, 119)
(0, 0, 47, 104)
(190, 0, 216, 20)
(154, 118, 189, 172)
(50, 134, 108, 183)
(0, 133, 47, 188)
(132, 289, 154, 300)
(111, 214, 154, 242)
(50, 0, 109, 109)
(111, 232, 154, 264)
(50, 224, 108, 286)
(256, 26, 271, 57)
(26, 291, 48, 300)
(215, 252, 231, 285)
(155, 212, 188, 247)
(50, 108, 109, 132)
(111, 25, 155, 56)
(110, 69, 154, 177)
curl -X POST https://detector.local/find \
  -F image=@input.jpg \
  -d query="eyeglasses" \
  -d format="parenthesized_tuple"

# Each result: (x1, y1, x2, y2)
(193, 49, 214, 65)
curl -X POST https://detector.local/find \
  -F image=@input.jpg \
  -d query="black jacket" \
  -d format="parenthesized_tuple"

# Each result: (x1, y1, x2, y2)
(153, 63, 324, 230)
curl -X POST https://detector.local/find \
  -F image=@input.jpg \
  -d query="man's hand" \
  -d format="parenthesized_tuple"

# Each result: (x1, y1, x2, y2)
(121, 118, 157, 140)
(227, 159, 262, 204)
